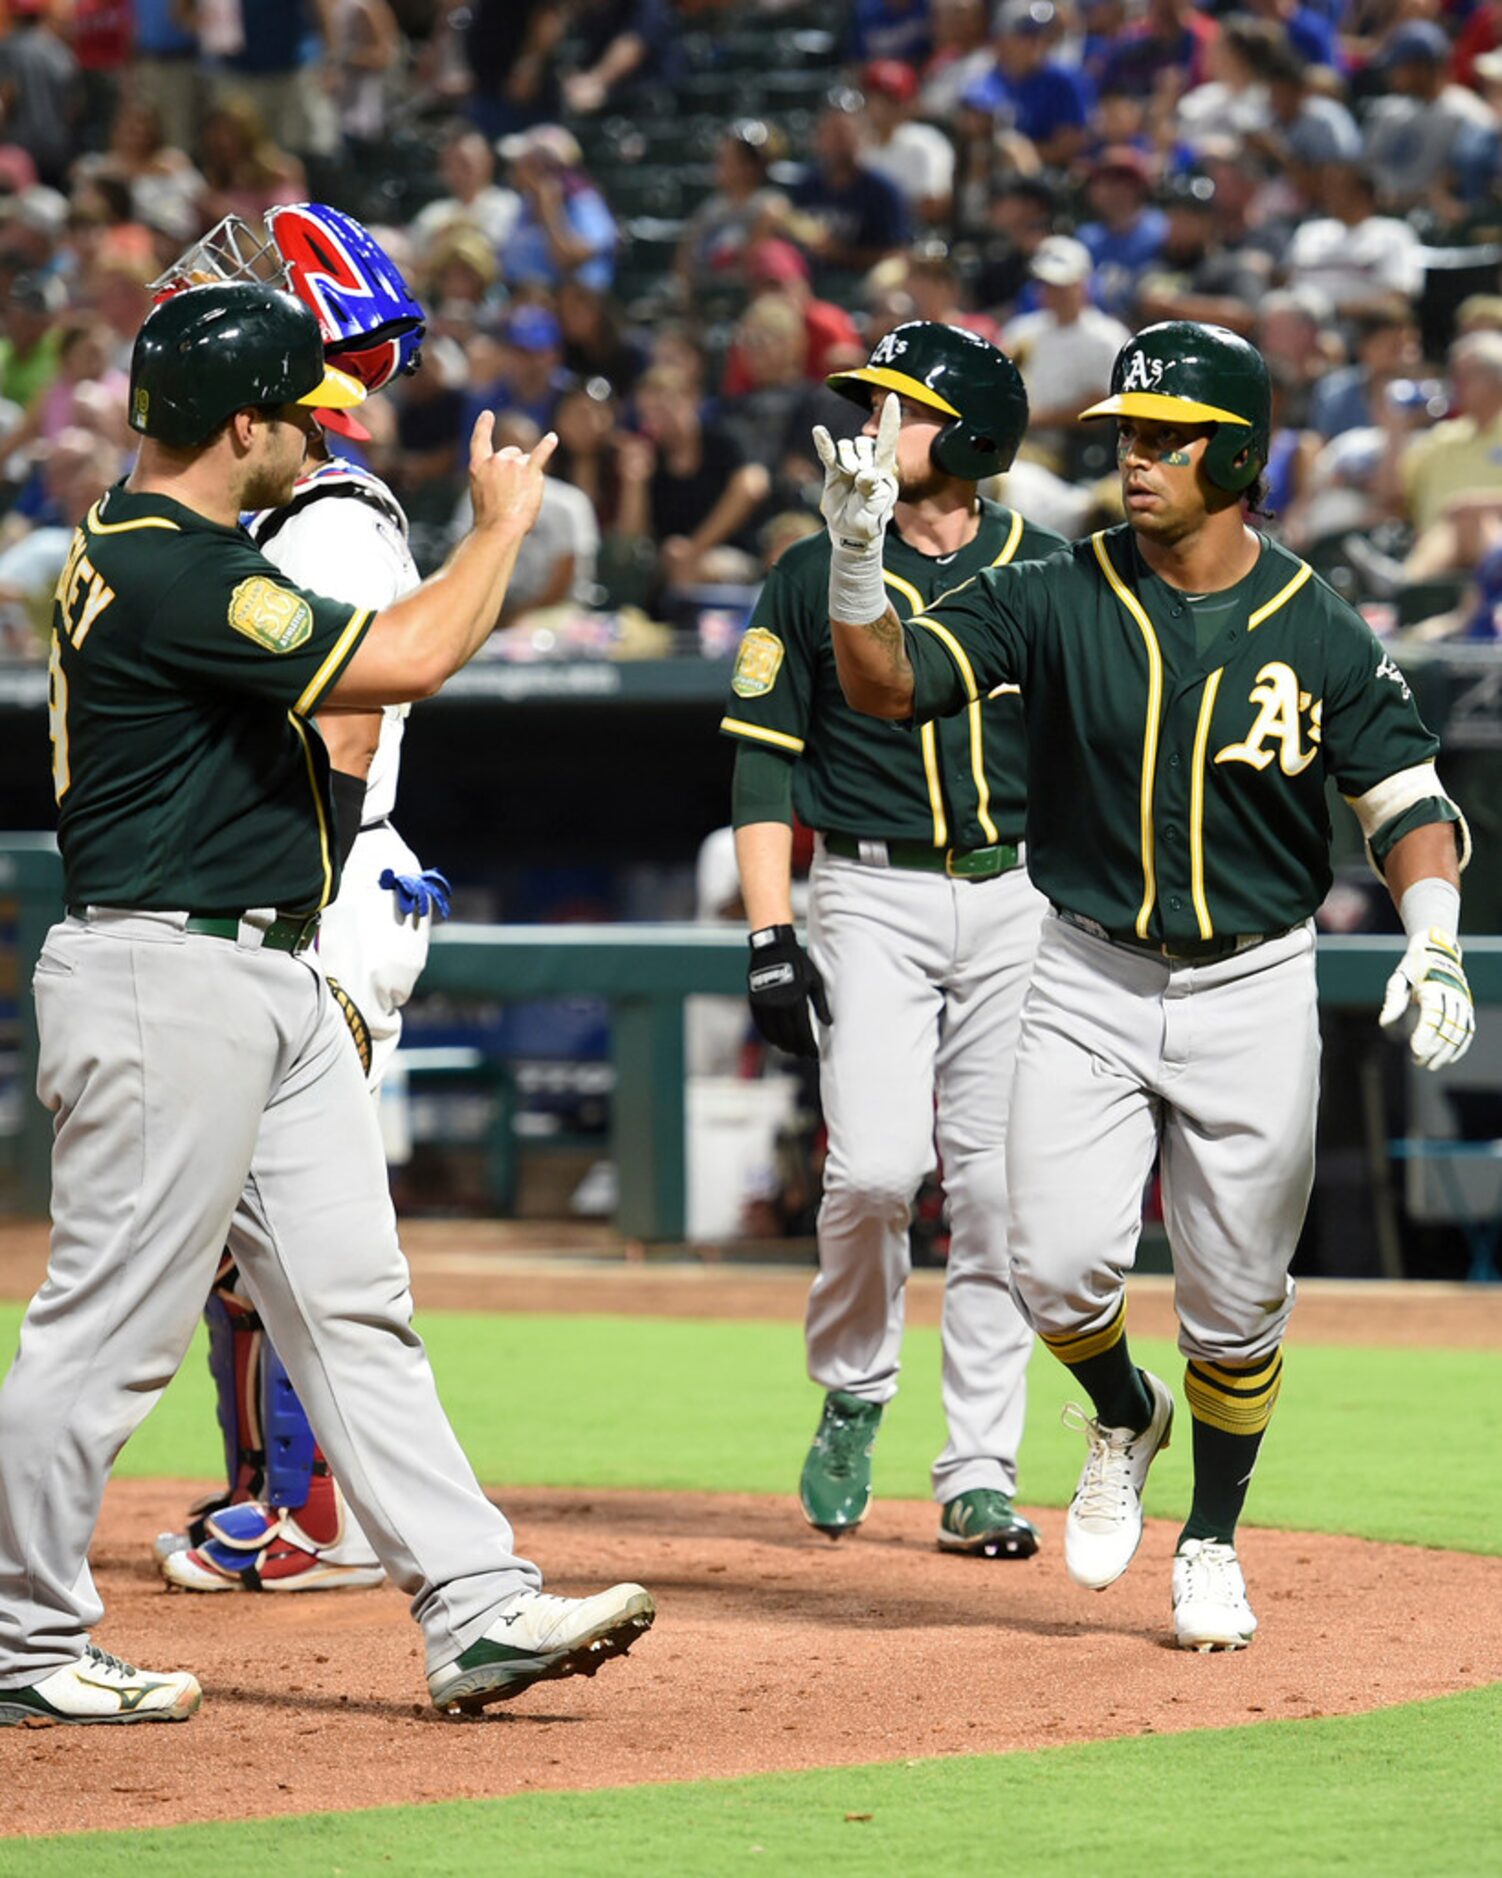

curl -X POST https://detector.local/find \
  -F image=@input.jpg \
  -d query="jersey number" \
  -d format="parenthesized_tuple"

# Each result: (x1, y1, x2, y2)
(47, 631, 70, 802)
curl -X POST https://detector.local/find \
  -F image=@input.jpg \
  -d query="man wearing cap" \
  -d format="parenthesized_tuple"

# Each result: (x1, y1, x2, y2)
(499, 124, 618, 293)
(0, 280, 657, 1724)
(723, 321, 1068, 1559)
(1002, 234, 1129, 466)
(1078, 146, 1167, 322)
(861, 60, 956, 224)
(962, 1, 1094, 171)
(824, 319, 1472, 1651)
(1364, 21, 1496, 211)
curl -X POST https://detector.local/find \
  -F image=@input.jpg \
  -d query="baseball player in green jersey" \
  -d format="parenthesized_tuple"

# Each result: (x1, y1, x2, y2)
(725, 323, 1066, 1556)
(0, 281, 653, 1727)
(819, 321, 1472, 1650)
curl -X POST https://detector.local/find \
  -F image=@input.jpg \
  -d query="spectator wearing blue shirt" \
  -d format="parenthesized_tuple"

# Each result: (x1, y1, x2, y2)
(849, 0, 934, 68)
(963, 0, 1094, 170)
(1077, 145, 1168, 322)
(782, 96, 911, 276)
(461, 304, 571, 441)
(499, 124, 619, 293)
(207, 0, 336, 156)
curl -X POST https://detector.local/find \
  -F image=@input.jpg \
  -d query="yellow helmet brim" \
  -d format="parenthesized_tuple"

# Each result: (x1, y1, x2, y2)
(1078, 390, 1252, 427)
(826, 365, 962, 420)
(296, 363, 367, 412)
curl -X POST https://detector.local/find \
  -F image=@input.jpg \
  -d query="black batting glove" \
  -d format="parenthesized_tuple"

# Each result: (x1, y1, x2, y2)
(746, 925, 832, 1060)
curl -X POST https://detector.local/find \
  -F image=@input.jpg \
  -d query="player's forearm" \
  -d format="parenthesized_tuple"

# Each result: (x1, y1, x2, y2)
(330, 522, 528, 704)
(1386, 820, 1462, 934)
(831, 603, 915, 719)
(316, 706, 383, 778)
(735, 821, 796, 929)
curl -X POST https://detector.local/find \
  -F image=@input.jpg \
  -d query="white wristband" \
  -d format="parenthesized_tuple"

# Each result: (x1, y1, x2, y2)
(1398, 877, 1461, 946)
(828, 542, 887, 626)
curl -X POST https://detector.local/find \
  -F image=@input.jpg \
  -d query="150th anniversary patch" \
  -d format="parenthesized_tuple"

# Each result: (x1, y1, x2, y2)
(228, 577, 315, 653)
(732, 627, 785, 698)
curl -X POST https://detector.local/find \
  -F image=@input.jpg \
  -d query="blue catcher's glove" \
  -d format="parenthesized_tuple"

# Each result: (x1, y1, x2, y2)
(380, 867, 452, 920)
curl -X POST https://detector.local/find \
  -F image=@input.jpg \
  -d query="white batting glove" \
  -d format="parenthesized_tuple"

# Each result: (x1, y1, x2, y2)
(813, 392, 900, 623)
(1379, 929, 1476, 1070)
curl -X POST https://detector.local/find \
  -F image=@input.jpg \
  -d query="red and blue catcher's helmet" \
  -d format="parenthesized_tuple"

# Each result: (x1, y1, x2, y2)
(148, 206, 424, 437)
(264, 202, 424, 395)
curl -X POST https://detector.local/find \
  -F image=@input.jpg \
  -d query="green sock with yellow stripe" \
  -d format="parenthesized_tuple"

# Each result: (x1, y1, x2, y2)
(1178, 1349, 1284, 1547)
(1040, 1300, 1153, 1433)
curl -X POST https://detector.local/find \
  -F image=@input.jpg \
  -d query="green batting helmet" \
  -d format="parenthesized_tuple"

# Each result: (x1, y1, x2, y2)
(129, 281, 366, 447)
(1080, 320, 1271, 493)
(827, 321, 1029, 481)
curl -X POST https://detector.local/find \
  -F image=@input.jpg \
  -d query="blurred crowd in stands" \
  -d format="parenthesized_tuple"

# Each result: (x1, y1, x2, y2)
(5, 0, 1502, 662)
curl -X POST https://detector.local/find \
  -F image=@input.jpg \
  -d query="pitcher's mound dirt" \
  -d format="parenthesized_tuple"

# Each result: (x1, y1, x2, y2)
(4, 1479, 1500, 1839)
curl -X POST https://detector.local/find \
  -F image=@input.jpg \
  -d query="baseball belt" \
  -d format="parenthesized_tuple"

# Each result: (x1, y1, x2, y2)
(184, 912, 321, 953)
(823, 832, 1022, 881)
(1055, 906, 1292, 966)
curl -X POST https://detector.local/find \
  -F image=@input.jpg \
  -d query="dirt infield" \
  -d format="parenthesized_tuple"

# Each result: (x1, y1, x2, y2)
(3, 1480, 1501, 1839)
(2, 1219, 1501, 1840)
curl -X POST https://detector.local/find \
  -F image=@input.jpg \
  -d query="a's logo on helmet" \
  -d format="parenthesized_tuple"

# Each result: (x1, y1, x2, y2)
(227, 577, 314, 654)
(869, 331, 909, 365)
(1120, 351, 1167, 393)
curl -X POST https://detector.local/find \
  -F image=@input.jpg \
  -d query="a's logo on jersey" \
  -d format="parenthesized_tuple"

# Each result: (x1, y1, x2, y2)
(1215, 661, 1322, 776)
(1119, 351, 1167, 393)
(1376, 652, 1412, 701)
(227, 577, 314, 654)
(732, 627, 785, 698)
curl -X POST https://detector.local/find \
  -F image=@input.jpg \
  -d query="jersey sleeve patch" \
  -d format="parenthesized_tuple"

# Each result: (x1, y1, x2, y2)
(731, 627, 786, 699)
(227, 577, 315, 654)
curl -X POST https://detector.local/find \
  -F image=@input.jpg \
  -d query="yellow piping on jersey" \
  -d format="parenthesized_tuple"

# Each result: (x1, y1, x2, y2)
(1189, 668, 1223, 940)
(720, 716, 806, 754)
(1091, 533, 1163, 938)
(84, 502, 182, 535)
(1248, 562, 1313, 629)
(293, 607, 372, 718)
(885, 571, 949, 844)
(287, 712, 334, 909)
(964, 509, 1026, 843)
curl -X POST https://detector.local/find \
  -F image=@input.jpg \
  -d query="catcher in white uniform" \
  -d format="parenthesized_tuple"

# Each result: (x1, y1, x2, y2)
(151, 206, 448, 1591)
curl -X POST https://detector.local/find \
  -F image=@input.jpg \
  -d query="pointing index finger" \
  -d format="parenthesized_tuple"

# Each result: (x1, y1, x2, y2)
(874, 392, 901, 474)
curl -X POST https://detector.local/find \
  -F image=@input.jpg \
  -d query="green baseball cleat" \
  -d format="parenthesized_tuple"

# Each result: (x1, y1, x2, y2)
(0, 1645, 202, 1725)
(799, 1391, 883, 1538)
(937, 1488, 1041, 1558)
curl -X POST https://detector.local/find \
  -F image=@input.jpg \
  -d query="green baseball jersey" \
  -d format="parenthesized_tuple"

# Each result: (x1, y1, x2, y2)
(48, 486, 374, 912)
(720, 500, 1067, 849)
(904, 525, 1443, 940)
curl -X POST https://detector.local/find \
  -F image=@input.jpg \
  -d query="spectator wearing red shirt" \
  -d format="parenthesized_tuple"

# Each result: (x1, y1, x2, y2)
(721, 239, 864, 397)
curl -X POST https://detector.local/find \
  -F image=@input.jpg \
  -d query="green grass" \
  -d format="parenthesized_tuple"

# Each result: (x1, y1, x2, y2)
(15, 1682, 1502, 1875)
(0, 1306, 1497, 1554)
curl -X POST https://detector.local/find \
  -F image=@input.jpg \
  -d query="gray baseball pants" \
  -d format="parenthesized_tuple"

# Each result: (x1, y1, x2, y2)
(1006, 913, 1320, 1363)
(0, 911, 540, 1687)
(805, 846, 1045, 1501)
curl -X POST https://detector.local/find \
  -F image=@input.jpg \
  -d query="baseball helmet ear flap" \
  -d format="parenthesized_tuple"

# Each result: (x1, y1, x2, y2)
(931, 415, 1013, 481)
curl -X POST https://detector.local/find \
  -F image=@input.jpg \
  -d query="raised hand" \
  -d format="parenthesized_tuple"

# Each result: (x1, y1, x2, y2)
(812, 391, 900, 555)
(468, 411, 558, 537)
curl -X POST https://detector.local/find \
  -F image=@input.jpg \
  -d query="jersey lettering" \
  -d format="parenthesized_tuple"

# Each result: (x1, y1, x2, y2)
(47, 630, 70, 802)
(1214, 661, 1322, 776)
(54, 537, 116, 648)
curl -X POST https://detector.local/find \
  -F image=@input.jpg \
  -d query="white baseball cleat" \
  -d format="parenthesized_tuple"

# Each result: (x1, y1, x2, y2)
(0, 1645, 202, 1726)
(1172, 1538, 1258, 1651)
(428, 1584, 656, 1716)
(1061, 1370, 1175, 1590)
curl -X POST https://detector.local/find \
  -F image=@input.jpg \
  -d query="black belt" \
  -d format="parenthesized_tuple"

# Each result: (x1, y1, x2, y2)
(360, 816, 392, 834)
(185, 912, 321, 953)
(824, 832, 1021, 881)
(1055, 907, 1290, 966)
